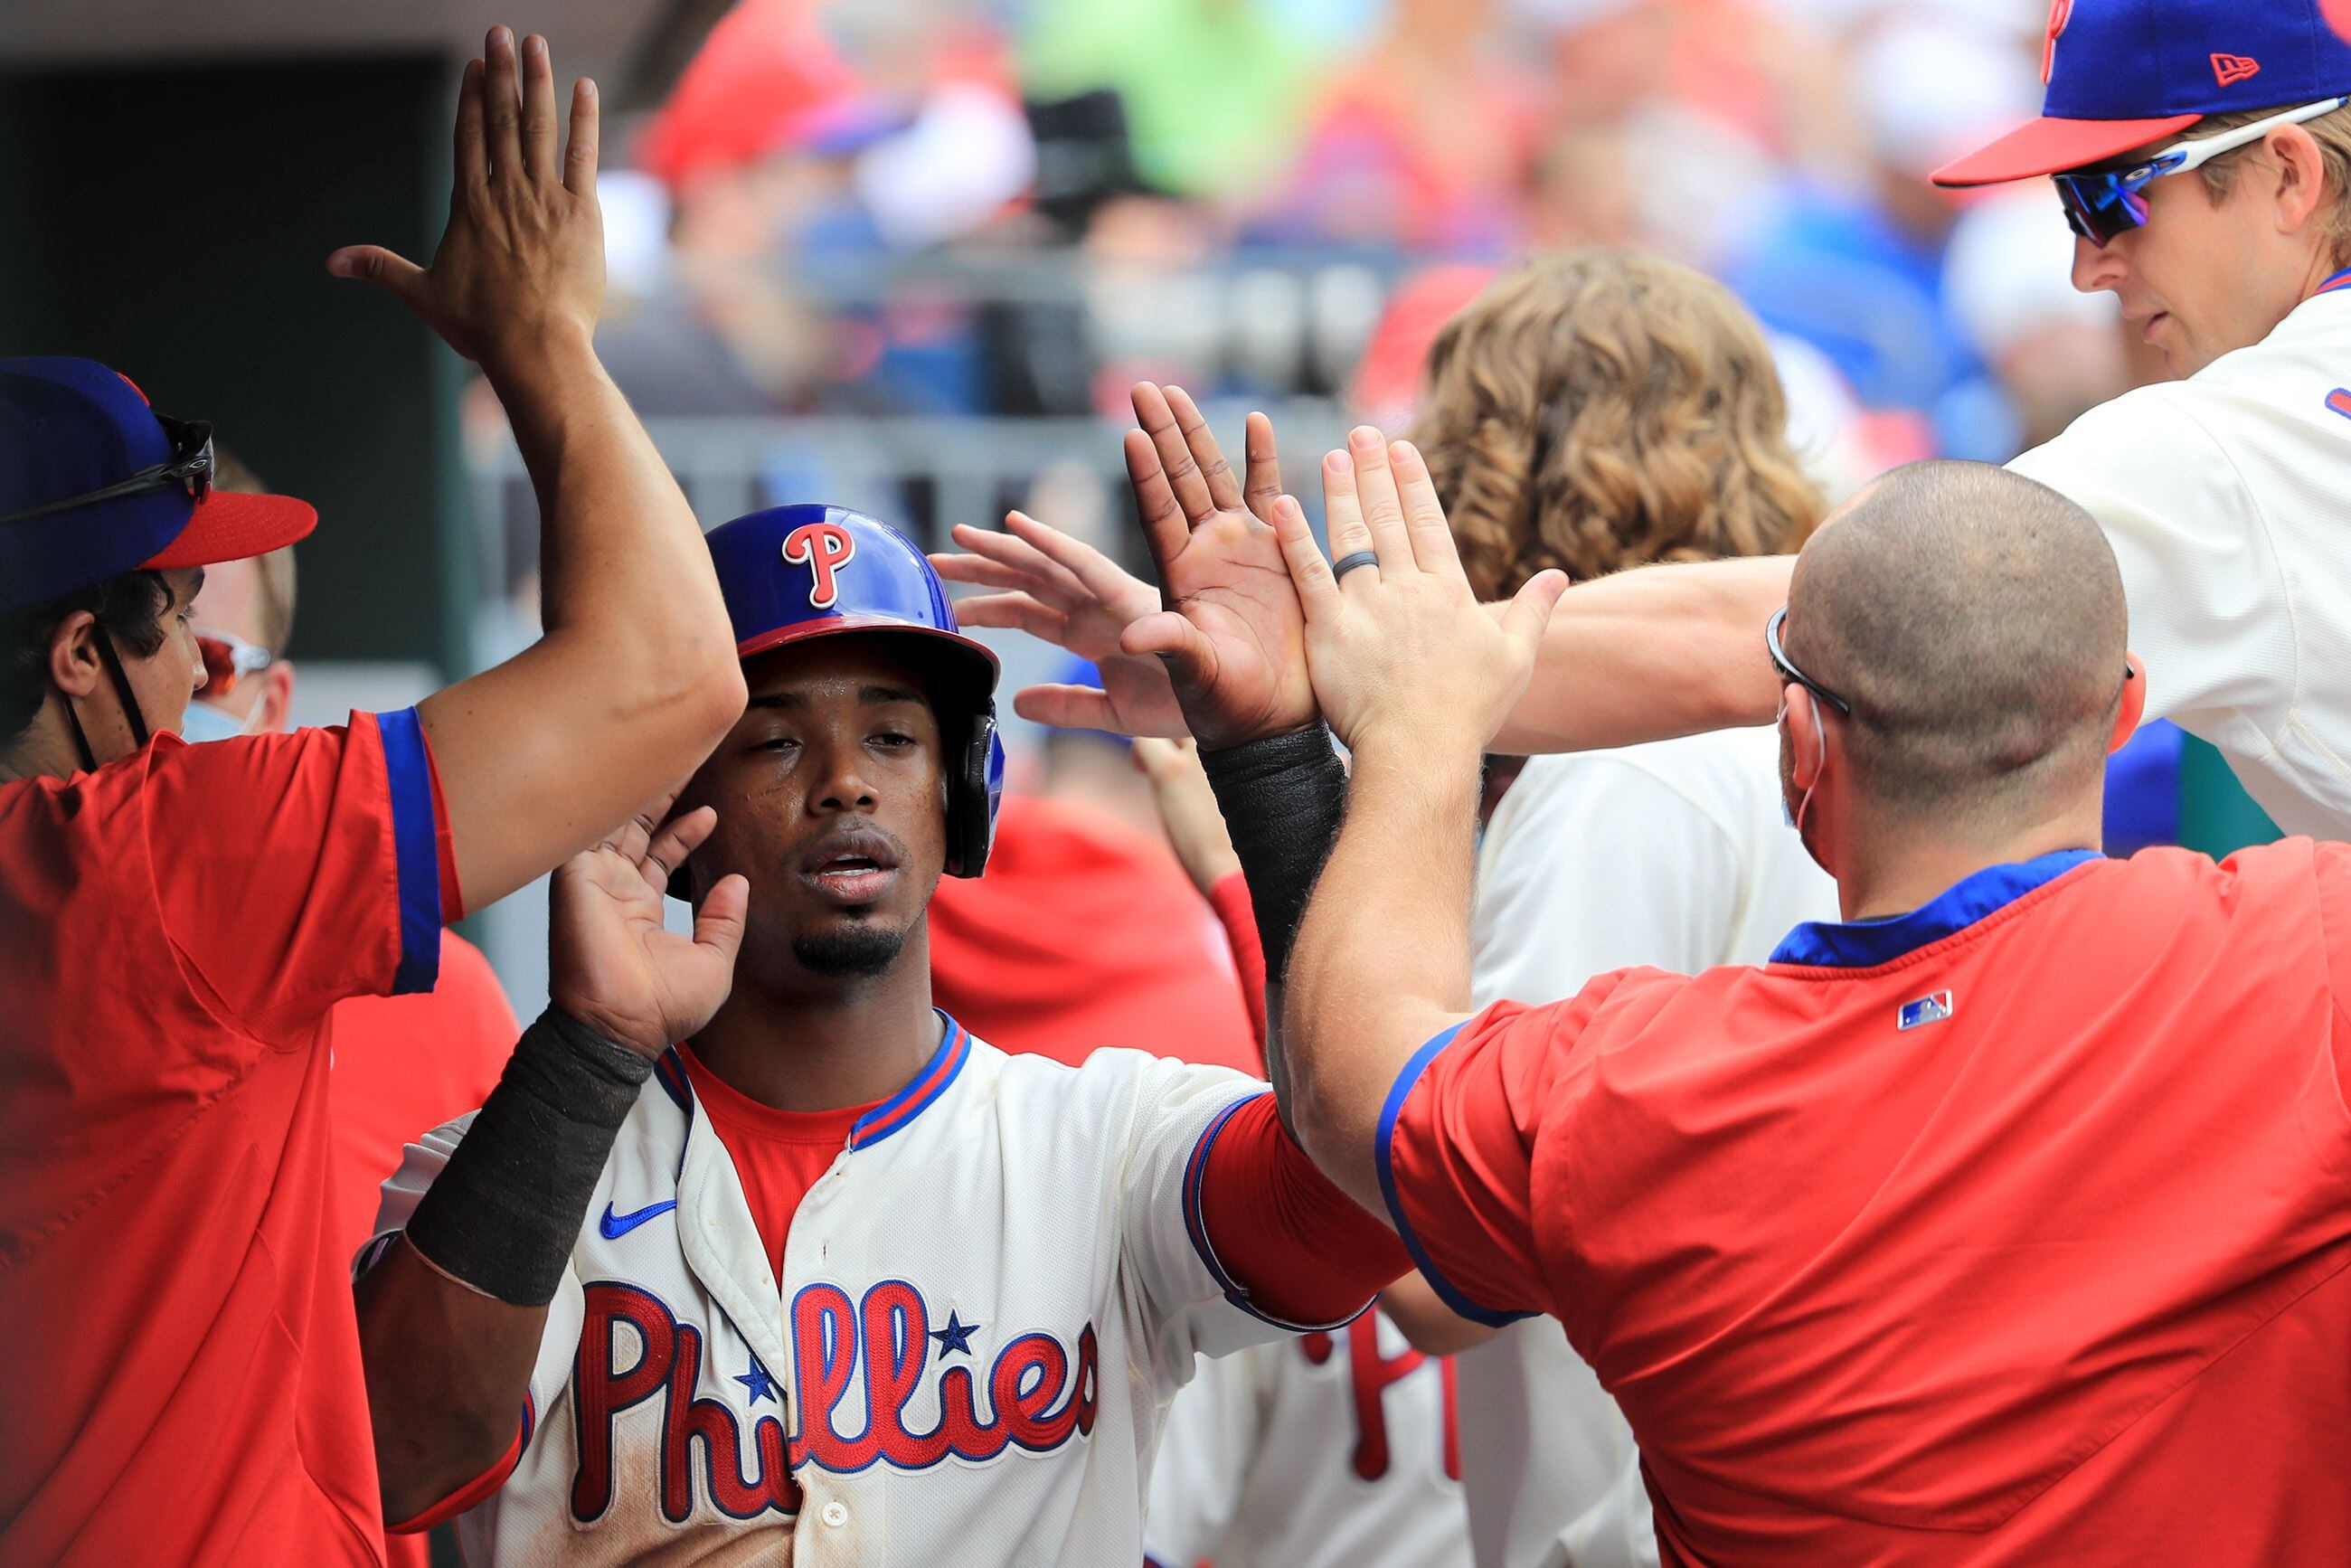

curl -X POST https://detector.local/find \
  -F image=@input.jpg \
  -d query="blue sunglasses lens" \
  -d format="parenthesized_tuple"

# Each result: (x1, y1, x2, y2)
(2055, 171, 2149, 246)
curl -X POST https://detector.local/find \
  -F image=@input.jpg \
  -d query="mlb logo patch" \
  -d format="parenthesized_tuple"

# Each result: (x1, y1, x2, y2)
(2327, 388, 2351, 421)
(1899, 990, 1954, 1031)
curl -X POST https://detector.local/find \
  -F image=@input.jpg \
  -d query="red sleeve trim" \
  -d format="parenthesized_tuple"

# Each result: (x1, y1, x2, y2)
(386, 1394, 533, 1534)
(1184, 1092, 1407, 1329)
(1204, 873, 1267, 1061)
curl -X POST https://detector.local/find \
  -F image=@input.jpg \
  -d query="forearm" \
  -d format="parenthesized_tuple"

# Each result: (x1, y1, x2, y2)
(355, 1241, 549, 1525)
(1281, 731, 1484, 1213)
(425, 331, 745, 910)
(354, 1007, 654, 1522)
(1495, 556, 1792, 754)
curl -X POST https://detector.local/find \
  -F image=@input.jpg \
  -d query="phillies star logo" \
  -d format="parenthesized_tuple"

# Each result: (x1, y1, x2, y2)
(782, 520, 857, 609)
(2042, 0, 2073, 85)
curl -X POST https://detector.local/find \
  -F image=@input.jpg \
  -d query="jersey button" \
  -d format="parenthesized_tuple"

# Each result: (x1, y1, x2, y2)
(820, 1500, 850, 1528)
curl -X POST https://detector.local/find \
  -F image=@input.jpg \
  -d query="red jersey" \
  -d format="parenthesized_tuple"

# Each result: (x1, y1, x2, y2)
(1383, 845, 2351, 1565)
(0, 714, 452, 1567)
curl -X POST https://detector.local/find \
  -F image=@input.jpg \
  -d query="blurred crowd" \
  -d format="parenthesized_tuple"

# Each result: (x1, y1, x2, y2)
(584, 0, 2137, 484)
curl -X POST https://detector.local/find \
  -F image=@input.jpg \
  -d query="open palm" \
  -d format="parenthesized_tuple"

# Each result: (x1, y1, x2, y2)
(1118, 383, 1317, 749)
(934, 384, 1314, 746)
(547, 792, 748, 1059)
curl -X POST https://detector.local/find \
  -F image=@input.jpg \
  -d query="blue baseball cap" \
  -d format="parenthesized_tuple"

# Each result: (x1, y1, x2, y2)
(0, 357, 316, 614)
(1934, 0, 2351, 186)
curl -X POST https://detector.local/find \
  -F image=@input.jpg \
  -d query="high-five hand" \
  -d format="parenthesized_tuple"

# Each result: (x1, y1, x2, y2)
(1270, 430, 1566, 758)
(930, 510, 1192, 737)
(547, 794, 750, 1060)
(1117, 383, 1315, 749)
(327, 26, 604, 373)
(932, 384, 1303, 745)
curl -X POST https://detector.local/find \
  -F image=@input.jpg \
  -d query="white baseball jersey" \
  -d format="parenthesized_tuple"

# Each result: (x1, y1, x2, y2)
(2007, 269, 2351, 839)
(369, 1017, 1355, 1566)
(1460, 728, 1835, 1568)
(1145, 1308, 1470, 1568)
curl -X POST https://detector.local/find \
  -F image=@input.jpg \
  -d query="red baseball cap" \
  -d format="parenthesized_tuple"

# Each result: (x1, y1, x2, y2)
(1933, 0, 2351, 187)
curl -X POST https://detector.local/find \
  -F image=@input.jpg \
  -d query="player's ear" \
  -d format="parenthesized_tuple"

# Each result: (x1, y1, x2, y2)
(1784, 686, 1828, 790)
(257, 661, 297, 735)
(2109, 653, 2147, 755)
(45, 611, 105, 699)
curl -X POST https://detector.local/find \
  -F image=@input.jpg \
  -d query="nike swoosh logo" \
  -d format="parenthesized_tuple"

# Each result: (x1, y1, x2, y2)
(599, 1200, 677, 1240)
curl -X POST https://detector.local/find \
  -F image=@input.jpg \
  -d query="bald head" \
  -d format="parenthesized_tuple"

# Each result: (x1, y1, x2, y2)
(1787, 460, 2127, 824)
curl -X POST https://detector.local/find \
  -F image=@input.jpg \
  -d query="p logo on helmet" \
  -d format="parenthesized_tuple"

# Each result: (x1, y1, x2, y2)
(782, 520, 857, 609)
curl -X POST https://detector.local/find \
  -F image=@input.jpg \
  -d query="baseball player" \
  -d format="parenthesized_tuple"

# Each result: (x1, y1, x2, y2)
(0, 30, 743, 1565)
(1263, 445, 2351, 1561)
(349, 505, 1406, 1565)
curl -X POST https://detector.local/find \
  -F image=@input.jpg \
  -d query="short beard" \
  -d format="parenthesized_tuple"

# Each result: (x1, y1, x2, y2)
(792, 921, 910, 978)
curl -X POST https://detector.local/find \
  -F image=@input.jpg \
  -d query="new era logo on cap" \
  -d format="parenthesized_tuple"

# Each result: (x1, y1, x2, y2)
(2213, 52, 2261, 87)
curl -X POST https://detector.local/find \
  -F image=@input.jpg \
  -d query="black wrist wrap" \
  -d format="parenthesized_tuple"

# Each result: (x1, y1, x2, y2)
(1200, 724, 1348, 985)
(401, 1006, 656, 1307)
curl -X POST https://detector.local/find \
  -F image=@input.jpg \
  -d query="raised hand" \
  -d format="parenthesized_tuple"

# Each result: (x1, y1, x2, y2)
(327, 27, 604, 373)
(1118, 383, 1317, 749)
(931, 511, 1191, 736)
(1269, 430, 1566, 758)
(547, 792, 749, 1059)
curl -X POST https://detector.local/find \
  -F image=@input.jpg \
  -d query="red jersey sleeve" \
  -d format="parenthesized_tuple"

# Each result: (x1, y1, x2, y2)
(1376, 972, 1656, 1326)
(146, 709, 452, 1042)
(1187, 1091, 1408, 1329)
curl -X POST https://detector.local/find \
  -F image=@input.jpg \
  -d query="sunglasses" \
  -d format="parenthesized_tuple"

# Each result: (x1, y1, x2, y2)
(195, 628, 274, 699)
(1768, 606, 2139, 720)
(0, 413, 216, 528)
(2056, 96, 2347, 247)
(1765, 607, 1850, 716)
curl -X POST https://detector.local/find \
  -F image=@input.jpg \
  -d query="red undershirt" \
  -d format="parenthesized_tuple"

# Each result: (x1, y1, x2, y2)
(678, 1044, 883, 1288)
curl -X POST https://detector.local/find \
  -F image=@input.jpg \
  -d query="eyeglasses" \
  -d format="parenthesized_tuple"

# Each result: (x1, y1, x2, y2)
(1765, 606, 1851, 716)
(1768, 606, 2139, 720)
(2055, 96, 2347, 247)
(195, 628, 273, 699)
(0, 413, 216, 527)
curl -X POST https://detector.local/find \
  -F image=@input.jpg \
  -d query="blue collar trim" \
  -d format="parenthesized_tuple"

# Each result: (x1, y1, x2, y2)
(2315, 267, 2351, 298)
(847, 1012, 969, 1150)
(1770, 848, 2101, 969)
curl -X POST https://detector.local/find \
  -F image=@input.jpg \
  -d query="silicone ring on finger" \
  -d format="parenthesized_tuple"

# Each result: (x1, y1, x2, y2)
(1333, 551, 1380, 579)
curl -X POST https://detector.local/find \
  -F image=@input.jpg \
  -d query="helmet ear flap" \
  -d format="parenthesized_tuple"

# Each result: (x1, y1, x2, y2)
(944, 704, 1005, 878)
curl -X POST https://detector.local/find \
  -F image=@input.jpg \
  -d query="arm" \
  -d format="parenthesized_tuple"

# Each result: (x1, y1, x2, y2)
(1493, 556, 1791, 754)
(1381, 1270, 1497, 1357)
(330, 30, 745, 912)
(355, 798, 746, 1523)
(1266, 434, 1566, 1213)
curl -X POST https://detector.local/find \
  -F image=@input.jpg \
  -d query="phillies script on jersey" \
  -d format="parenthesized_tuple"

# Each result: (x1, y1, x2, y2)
(368, 1022, 1375, 1566)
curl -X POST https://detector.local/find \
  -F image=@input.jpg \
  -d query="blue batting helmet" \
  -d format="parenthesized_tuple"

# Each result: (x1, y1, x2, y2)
(701, 504, 1005, 878)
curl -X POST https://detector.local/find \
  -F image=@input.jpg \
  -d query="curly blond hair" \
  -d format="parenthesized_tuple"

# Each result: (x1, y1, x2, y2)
(1409, 250, 1824, 600)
